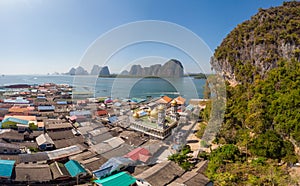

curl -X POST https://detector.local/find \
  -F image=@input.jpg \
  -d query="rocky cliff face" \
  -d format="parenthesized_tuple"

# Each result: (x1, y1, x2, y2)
(99, 66, 110, 76)
(68, 68, 76, 75)
(75, 66, 89, 75)
(158, 59, 184, 77)
(211, 1, 300, 85)
(67, 65, 110, 76)
(67, 66, 89, 75)
(90, 65, 101, 75)
(125, 59, 184, 77)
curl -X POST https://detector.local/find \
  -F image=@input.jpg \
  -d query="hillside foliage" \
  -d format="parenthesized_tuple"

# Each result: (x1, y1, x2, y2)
(205, 2, 300, 185)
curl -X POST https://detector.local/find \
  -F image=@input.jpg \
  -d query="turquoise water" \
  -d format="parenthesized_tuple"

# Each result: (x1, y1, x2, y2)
(0, 75, 205, 100)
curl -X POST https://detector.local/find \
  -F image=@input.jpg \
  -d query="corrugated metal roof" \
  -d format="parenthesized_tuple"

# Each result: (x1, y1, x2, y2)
(38, 105, 55, 111)
(124, 147, 151, 163)
(98, 157, 134, 176)
(70, 110, 91, 116)
(93, 166, 113, 179)
(0, 159, 15, 178)
(36, 133, 54, 146)
(104, 137, 124, 148)
(64, 160, 86, 177)
(94, 172, 136, 186)
(47, 145, 83, 160)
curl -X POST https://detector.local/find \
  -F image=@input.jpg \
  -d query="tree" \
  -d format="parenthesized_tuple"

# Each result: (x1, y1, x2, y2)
(168, 145, 193, 171)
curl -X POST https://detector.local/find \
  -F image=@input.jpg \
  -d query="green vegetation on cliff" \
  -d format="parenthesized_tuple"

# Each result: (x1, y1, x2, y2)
(205, 2, 300, 185)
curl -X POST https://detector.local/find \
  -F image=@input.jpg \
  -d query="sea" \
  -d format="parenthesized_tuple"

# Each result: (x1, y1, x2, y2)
(0, 75, 205, 101)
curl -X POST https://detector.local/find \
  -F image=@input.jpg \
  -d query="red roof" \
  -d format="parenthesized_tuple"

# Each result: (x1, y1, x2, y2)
(96, 110, 108, 116)
(156, 96, 172, 104)
(124, 147, 151, 163)
(174, 96, 186, 105)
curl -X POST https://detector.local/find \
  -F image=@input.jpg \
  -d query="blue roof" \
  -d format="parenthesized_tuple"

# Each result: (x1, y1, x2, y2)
(37, 96, 46, 99)
(65, 160, 86, 177)
(94, 172, 136, 186)
(38, 105, 55, 111)
(93, 166, 113, 179)
(2, 117, 28, 125)
(108, 116, 118, 124)
(57, 101, 67, 105)
(138, 111, 147, 117)
(99, 157, 133, 175)
(0, 160, 15, 178)
(130, 98, 146, 103)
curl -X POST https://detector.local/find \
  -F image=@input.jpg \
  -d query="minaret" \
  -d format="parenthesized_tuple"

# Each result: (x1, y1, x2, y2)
(170, 99, 177, 114)
(170, 99, 178, 121)
(157, 105, 165, 129)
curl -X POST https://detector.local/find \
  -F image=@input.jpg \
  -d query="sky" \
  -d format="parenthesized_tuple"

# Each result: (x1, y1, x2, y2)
(0, 0, 287, 75)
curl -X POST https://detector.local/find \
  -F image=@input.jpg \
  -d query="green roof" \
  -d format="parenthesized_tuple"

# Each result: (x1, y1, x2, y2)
(0, 159, 15, 178)
(94, 172, 136, 186)
(64, 160, 86, 177)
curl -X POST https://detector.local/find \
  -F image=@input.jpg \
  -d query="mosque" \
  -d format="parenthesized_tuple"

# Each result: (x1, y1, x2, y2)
(130, 100, 179, 140)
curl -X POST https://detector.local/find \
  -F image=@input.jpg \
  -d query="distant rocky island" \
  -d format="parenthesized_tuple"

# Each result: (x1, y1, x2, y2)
(64, 59, 189, 78)
(65, 65, 110, 76)
(63, 59, 206, 78)
(121, 59, 184, 77)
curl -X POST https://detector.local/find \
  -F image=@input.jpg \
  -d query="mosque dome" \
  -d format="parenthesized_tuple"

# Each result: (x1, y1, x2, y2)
(133, 112, 139, 118)
(150, 108, 158, 118)
(171, 99, 177, 106)
(157, 104, 165, 111)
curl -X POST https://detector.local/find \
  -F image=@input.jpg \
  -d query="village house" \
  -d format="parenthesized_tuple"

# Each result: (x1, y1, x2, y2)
(64, 159, 87, 178)
(136, 161, 184, 186)
(93, 157, 134, 179)
(19, 152, 49, 164)
(49, 161, 71, 180)
(0, 159, 15, 181)
(15, 163, 52, 183)
(44, 119, 73, 132)
(1, 115, 38, 132)
(0, 143, 24, 154)
(94, 171, 137, 186)
(0, 129, 24, 142)
(124, 147, 152, 164)
(36, 133, 55, 150)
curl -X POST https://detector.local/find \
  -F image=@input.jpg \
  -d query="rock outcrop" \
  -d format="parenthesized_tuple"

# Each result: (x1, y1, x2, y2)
(68, 68, 76, 76)
(124, 59, 184, 77)
(66, 67, 89, 75)
(67, 65, 110, 76)
(99, 66, 110, 76)
(158, 59, 184, 77)
(210, 1, 300, 85)
(75, 66, 89, 75)
(90, 65, 101, 75)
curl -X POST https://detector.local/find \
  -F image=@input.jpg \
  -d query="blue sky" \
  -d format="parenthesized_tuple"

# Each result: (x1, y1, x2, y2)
(0, 0, 286, 75)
